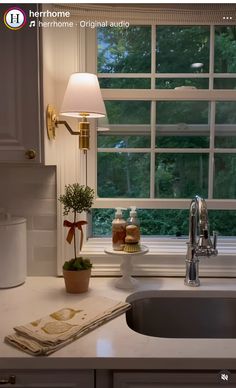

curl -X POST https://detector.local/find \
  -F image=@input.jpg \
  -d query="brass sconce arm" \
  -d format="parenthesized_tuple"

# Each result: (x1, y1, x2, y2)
(56, 120, 79, 136)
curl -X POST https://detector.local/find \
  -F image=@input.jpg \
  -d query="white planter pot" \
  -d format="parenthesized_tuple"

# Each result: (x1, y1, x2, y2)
(0, 214, 27, 288)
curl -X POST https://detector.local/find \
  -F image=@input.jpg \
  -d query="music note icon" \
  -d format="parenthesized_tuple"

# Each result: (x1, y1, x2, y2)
(29, 20, 36, 28)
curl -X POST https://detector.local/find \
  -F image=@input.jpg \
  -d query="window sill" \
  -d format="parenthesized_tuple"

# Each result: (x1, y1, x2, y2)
(81, 237, 236, 277)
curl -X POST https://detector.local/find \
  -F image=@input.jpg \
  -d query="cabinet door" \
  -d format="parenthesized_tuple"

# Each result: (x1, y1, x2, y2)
(113, 371, 236, 388)
(0, 370, 94, 388)
(0, 5, 42, 163)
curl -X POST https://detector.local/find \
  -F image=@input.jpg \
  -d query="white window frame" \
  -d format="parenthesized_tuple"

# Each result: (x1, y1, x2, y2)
(81, 23, 236, 276)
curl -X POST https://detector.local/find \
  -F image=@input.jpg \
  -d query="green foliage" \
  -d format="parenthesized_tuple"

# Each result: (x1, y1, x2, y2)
(63, 257, 92, 271)
(92, 208, 236, 237)
(105, 101, 150, 125)
(98, 26, 151, 73)
(214, 154, 236, 198)
(91, 208, 189, 237)
(155, 153, 208, 199)
(216, 101, 236, 124)
(215, 26, 236, 73)
(97, 100, 151, 149)
(97, 153, 150, 198)
(59, 184, 94, 216)
(59, 184, 94, 260)
(209, 210, 236, 236)
(91, 208, 116, 236)
(157, 101, 209, 125)
(156, 26, 210, 73)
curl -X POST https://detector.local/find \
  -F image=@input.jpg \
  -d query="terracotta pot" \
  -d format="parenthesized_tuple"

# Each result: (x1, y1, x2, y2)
(63, 268, 91, 293)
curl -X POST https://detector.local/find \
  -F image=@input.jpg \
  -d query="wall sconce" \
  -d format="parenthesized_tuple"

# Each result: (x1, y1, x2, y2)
(46, 73, 106, 150)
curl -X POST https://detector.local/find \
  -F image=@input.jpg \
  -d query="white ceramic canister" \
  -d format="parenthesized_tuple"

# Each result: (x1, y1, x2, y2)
(0, 212, 27, 288)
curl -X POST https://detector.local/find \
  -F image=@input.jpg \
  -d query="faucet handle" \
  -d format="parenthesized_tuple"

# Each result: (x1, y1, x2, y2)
(196, 229, 218, 257)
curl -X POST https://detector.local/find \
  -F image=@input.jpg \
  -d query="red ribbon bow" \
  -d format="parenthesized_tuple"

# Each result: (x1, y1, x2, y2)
(63, 220, 88, 251)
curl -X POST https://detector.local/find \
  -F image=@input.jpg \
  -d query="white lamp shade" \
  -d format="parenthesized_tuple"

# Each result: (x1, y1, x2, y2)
(60, 73, 106, 118)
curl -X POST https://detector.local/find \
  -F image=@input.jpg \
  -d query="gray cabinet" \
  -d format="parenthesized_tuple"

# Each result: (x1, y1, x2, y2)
(0, 5, 42, 163)
(0, 370, 94, 387)
(113, 371, 236, 387)
(97, 370, 236, 388)
(1, 368, 236, 387)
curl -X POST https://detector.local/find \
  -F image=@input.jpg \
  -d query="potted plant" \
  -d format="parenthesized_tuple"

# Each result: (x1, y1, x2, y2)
(59, 183, 94, 293)
(62, 257, 92, 293)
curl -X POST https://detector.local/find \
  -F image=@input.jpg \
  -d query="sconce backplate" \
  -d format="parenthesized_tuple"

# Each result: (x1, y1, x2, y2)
(46, 105, 57, 140)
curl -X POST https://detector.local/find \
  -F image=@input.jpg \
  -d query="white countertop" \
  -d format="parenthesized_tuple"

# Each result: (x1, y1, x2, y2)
(2, 276, 236, 370)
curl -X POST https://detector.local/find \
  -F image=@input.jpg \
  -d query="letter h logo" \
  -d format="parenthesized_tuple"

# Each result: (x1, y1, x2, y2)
(4, 7, 27, 30)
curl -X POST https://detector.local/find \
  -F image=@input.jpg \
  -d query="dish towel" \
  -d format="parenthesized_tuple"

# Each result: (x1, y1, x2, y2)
(5, 296, 130, 356)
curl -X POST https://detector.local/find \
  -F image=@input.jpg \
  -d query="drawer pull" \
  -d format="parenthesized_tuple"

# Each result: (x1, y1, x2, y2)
(0, 375, 16, 384)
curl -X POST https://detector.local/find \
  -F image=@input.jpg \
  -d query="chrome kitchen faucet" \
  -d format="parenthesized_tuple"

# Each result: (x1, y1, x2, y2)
(185, 195, 218, 287)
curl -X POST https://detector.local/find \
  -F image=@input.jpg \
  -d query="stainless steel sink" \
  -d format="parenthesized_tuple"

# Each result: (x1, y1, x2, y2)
(126, 290, 236, 338)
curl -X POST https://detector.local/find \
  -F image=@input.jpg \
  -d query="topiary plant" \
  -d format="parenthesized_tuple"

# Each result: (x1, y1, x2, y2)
(63, 257, 92, 271)
(59, 183, 94, 259)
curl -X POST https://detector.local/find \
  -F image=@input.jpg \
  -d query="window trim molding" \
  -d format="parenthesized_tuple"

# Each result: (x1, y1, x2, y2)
(92, 198, 236, 210)
(101, 89, 236, 101)
(79, 236, 236, 278)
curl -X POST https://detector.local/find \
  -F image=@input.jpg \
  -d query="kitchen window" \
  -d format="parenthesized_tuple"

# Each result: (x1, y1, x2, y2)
(48, 4, 236, 275)
(85, 23, 236, 240)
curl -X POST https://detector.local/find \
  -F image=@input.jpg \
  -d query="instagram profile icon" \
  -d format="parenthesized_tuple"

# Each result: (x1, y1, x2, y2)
(4, 7, 27, 30)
